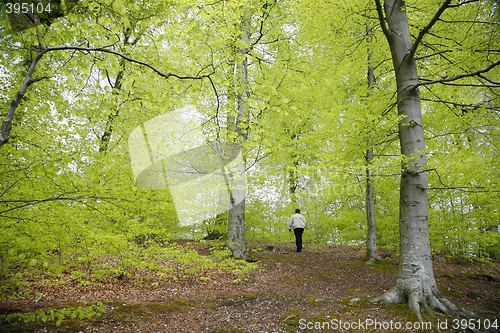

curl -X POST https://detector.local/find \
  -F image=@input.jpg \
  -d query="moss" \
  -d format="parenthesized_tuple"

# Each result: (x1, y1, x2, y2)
(371, 261, 398, 272)
(268, 255, 304, 264)
(103, 299, 194, 323)
(164, 299, 193, 312)
(346, 287, 369, 294)
(383, 302, 413, 322)
(337, 261, 359, 269)
(311, 271, 341, 279)
(439, 286, 458, 296)
(338, 260, 398, 273)
(202, 298, 218, 310)
(308, 299, 325, 307)
(277, 276, 300, 285)
(280, 309, 301, 332)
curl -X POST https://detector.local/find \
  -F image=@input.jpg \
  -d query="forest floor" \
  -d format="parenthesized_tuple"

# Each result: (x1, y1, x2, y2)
(0, 242, 499, 332)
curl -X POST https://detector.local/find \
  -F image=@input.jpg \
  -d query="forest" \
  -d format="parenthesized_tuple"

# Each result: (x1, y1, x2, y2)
(0, 0, 499, 331)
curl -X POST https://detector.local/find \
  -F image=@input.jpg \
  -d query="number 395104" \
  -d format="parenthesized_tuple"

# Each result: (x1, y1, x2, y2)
(6, 2, 52, 14)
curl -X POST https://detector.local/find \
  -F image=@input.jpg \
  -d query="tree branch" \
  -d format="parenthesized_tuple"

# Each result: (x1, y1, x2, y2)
(448, 0, 481, 8)
(373, 0, 390, 38)
(1, 42, 216, 149)
(478, 74, 500, 86)
(28, 75, 52, 86)
(414, 50, 451, 61)
(0, 195, 130, 215)
(1, 48, 47, 148)
(46, 45, 213, 80)
(414, 59, 500, 88)
(408, 0, 451, 60)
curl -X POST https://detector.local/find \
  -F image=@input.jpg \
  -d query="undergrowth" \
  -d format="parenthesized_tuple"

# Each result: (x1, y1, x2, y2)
(0, 239, 257, 301)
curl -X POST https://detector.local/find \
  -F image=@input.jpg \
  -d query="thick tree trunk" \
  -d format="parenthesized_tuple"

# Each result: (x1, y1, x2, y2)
(371, 0, 473, 320)
(227, 206, 246, 257)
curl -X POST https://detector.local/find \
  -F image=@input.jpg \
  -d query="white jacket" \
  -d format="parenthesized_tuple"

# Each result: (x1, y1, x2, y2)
(288, 213, 306, 230)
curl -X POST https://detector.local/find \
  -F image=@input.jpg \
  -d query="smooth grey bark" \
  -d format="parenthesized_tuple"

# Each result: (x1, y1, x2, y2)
(226, 156, 247, 259)
(365, 147, 382, 263)
(365, 19, 382, 264)
(371, 0, 474, 320)
(226, 8, 252, 260)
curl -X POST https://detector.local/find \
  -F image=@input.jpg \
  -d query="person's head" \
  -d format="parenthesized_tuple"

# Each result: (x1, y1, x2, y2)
(295, 208, 300, 214)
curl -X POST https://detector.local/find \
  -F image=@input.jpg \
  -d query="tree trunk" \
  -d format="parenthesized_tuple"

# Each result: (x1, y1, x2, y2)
(99, 69, 124, 153)
(1, 48, 48, 148)
(289, 143, 299, 204)
(365, 148, 382, 263)
(365, 19, 382, 264)
(371, 0, 473, 320)
(227, 168, 247, 259)
(226, 7, 252, 260)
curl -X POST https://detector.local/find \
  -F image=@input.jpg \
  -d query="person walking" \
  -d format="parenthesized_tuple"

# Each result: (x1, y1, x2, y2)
(288, 208, 306, 252)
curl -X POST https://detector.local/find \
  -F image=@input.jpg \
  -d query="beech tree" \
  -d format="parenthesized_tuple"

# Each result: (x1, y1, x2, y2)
(1, 0, 499, 319)
(371, 0, 499, 318)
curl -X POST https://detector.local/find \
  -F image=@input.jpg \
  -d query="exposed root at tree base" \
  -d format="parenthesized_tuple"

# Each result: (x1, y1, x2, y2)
(365, 254, 383, 265)
(370, 283, 477, 322)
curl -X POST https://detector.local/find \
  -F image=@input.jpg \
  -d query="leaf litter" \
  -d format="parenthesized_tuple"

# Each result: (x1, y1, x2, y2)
(0, 241, 499, 332)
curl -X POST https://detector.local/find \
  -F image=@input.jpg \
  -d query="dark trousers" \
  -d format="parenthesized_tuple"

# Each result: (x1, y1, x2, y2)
(293, 228, 304, 252)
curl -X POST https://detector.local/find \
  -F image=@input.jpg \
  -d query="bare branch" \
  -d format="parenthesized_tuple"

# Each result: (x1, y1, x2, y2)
(414, 59, 500, 88)
(207, 75, 220, 115)
(478, 74, 500, 86)
(426, 168, 498, 193)
(0, 179, 22, 199)
(0, 195, 130, 215)
(409, 0, 451, 60)
(415, 50, 451, 61)
(1, 42, 215, 149)
(28, 75, 52, 86)
(46, 45, 213, 80)
(448, 0, 481, 8)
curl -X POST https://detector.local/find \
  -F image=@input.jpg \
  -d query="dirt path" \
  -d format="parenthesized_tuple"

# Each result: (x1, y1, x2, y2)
(1, 243, 499, 332)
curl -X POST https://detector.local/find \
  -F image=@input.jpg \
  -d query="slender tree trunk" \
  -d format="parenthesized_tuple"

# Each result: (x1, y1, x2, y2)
(226, 7, 252, 259)
(289, 138, 299, 204)
(365, 148, 382, 263)
(99, 68, 124, 153)
(365, 19, 382, 264)
(289, 166, 298, 203)
(371, 0, 473, 319)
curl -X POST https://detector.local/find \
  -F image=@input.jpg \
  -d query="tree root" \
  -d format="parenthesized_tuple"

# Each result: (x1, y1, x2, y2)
(370, 280, 476, 322)
(227, 243, 248, 260)
(365, 253, 383, 265)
